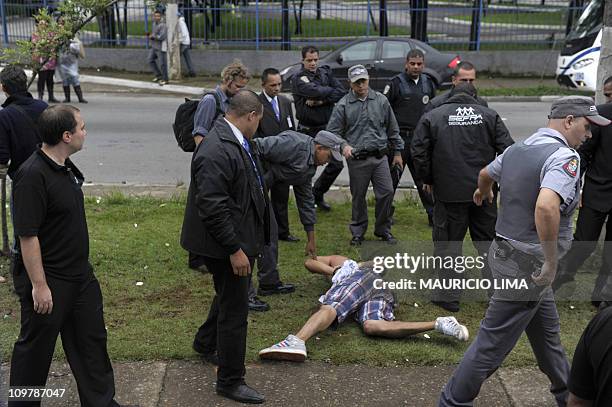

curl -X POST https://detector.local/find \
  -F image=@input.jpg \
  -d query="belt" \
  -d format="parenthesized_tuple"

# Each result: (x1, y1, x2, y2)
(352, 148, 389, 160)
(494, 236, 543, 274)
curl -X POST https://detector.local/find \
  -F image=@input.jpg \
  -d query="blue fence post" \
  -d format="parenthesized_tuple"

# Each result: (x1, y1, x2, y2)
(255, 0, 259, 50)
(144, 2, 149, 49)
(366, 0, 371, 36)
(476, 0, 483, 51)
(0, 0, 8, 46)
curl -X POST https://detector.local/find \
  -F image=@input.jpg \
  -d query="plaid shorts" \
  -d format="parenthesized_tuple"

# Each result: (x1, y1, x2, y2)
(319, 268, 395, 324)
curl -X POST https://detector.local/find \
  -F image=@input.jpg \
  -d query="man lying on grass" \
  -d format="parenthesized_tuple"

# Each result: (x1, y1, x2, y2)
(259, 255, 469, 362)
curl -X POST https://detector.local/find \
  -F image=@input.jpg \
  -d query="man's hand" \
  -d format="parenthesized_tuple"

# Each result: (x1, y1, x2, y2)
(473, 188, 494, 206)
(305, 240, 317, 259)
(194, 134, 204, 146)
(342, 145, 353, 159)
(532, 260, 557, 286)
(32, 282, 53, 314)
(306, 99, 323, 107)
(230, 249, 251, 276)
(392, 155, 403, 169)
(423, 184, 433, 195)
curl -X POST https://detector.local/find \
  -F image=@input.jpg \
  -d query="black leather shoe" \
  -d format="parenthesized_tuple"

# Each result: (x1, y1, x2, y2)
(258, 282, 295, 296)
(432, 300, 460, 312)
(314, 195, 332, 211)
(216, 383, 265, 404)
(279, 234, 300, 242)
(350, 235, 364, 246)
(375, 232, 398, 245)
(249, 297, 270, 312)
(192, 341, 219, 366)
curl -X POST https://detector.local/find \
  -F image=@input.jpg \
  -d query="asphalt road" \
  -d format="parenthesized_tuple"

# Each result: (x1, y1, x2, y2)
(74, 93, 551, 186)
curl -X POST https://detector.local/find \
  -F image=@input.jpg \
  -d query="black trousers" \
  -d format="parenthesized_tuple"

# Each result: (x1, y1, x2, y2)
(388, 131, 434, 217)
(193, 256, 252, 388)
(9, 262, 118, 407)
(558, 205, 612, 300)
(36, 70, 54, 99)
(299, 124, 344, 198)
(271, 181, 291, 238)
(432, 200, 496, 302)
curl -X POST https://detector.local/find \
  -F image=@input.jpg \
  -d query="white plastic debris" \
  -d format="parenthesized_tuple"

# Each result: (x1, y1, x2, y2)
(143, 265, 149, 270)
(136, 281, 144, 286)
(159, 203, 167, 208)
(95, 197, 101, 204)
(134, 223, 138, 228)
(414, 303, 419, 308)
(423, 334, 431, 339)
(569, 305, 575, 310)
(165, 243, 170, 247)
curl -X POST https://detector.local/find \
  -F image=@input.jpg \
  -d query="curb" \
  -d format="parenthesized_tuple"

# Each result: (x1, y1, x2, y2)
(77, 73, 568, 102)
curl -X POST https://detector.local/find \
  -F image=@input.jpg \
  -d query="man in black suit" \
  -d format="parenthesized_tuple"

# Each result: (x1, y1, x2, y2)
(180, 90, 268, 404)
(255, 67, 297, 243)
(553, 76, 612, 307)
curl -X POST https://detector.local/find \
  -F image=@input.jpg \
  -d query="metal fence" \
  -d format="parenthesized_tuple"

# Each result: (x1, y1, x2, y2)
(0, 0, 587, 50)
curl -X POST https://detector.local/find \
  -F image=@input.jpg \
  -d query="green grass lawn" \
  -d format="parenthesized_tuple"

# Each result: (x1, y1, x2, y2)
(84, 12, 408, 40)
(0, 194, 599, 367)
(453, 10, 566, 26)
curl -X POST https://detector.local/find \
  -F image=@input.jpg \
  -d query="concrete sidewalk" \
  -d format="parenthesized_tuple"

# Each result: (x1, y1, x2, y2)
(1, 361, 557, 406)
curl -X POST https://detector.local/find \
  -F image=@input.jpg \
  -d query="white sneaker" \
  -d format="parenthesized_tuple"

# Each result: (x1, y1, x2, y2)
(435, 316, 469, 341)
(259, 334, 307, 362)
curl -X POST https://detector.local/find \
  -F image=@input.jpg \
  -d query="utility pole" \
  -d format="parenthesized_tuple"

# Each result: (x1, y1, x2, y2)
(379, 0, 388, 36)
(281, 0, 290, 50)
(596, 0, 611, 104)
(166, 0, 181, 80)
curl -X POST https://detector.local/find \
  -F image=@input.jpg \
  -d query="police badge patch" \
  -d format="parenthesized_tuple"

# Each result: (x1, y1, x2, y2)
(562, 157, 578, 177)
(422, 95, 430, 104)
(300, 76, 310, 83)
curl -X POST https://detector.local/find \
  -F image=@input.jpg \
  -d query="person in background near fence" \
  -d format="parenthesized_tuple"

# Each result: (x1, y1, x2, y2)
(384, 48, 436, 227)
(32, 18, 60, 103)
(148, 10, 168, 85)
(292, 45, 347, 212)
(327, 64, 403, 246)
(9, 105, 121, 407)
(177, 11, 196, 78)
(59, 36, 88, 104)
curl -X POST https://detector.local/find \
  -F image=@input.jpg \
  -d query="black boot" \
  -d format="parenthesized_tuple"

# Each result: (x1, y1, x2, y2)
(48, 88, 60, 103)
(74, 85, 88, 104)
(62, 86, 71, 103)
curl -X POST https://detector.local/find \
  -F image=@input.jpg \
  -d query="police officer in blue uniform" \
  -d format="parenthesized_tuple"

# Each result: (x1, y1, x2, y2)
(292, 45, 346, 211)
(439, 97, 611, 406)
(384, 49, 436, 225)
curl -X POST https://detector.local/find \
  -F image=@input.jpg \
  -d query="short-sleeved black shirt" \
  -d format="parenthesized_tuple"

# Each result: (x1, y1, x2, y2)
(13, 149, 90, 281)
(568, 306, 612, 406)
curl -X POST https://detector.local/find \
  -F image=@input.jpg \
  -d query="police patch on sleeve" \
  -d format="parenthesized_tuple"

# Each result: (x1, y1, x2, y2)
(422, 95, 430, 104)
(562, 157, 578, 177)
(383, 85, 390, 95)
(300, 76, 310, 83)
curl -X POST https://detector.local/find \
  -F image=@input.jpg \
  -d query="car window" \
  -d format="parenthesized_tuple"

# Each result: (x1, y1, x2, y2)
(382, 41, 412, 59)
(340, 41, 377, 62)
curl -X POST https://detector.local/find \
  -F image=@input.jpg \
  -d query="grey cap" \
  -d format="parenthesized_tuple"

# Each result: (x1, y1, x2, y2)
(314, 130, 344, 161)
(549, 96, 611, 126)
(348, 64, 369, 83)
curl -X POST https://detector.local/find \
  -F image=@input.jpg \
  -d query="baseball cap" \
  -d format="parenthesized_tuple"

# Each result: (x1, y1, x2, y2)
(348, 65, 369, 83)
(549, 96, 611, 126)
(314, 130, 344, 161)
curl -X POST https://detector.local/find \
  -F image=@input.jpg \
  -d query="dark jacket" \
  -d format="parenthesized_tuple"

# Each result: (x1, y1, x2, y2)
(291, 65, 346, 128)
(423, 88, 488, 115)
(254, 92, 295, 138)
(384, 72, 436, 132)
(253, 131, 317, 231)
(0, 92, 48, 178)
(578, 102, 612, 212)
(180, 118, 269, 259)
(411, 93, 513, 202)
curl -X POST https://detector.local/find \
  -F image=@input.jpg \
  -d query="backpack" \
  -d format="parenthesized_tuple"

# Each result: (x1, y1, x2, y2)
(172, 92, 222, 152)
